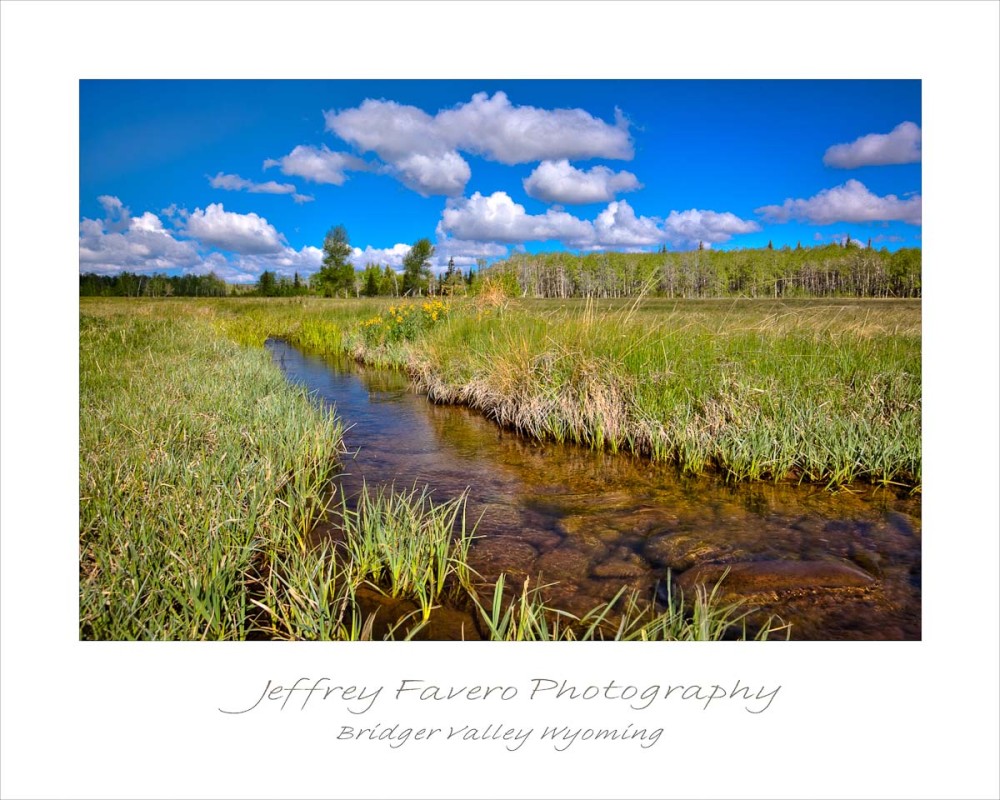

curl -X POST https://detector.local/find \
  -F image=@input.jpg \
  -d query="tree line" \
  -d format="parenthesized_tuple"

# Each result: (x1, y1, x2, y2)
(80, 225, 921, 300)
(480, 241, 921, 299)
(79, 271, 228, 297)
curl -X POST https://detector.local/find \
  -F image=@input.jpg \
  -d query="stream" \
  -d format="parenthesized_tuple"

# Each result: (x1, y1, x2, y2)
(267, 338, 921, 641)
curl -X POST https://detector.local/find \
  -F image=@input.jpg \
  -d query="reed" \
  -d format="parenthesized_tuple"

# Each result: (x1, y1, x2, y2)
(337, 483, 477, 608)
(80, 297, 916, 640)
(470, 573, 789, 641)
(79, 305, 345, 639)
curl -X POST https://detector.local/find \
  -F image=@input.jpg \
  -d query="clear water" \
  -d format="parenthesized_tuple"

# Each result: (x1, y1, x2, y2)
(267, 339, 921, 640)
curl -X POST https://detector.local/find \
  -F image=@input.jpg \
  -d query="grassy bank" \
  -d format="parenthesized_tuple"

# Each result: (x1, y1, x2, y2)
(80, 299, 784, 640)
(182, 294, 920, 489)
(406, 297, 921, 488)
(80, 303, 345, 638)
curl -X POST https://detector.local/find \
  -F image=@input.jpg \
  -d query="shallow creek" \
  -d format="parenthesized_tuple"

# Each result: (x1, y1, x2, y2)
(267, 339, 921, 640)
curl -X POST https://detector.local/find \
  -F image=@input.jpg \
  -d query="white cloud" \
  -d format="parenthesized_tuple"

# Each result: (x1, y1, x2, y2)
(292, 193, 314, 204)
(98, 194, 131, 232)
(161, 203, 189, 223)
(435, 91, 633, 164)
(433, 235, 508, 269)
(438, 192, 755, 252)
(593, 200, 663, 248)
(523, 159, 642, 204)
(663, 209, 761, 248)
(184, 203, 286, 255)
(226, 245, 324, 278)
(326, 99, 440, 161)
(823, 121, 921, 168)
(184, 253, 259, 284)
(129, 211, 165, 233)
(208, 172, 298, 195)
(324, 91, 633, 196)
(80, 200, 201, 274)
(350, 243, 412, 269)
(263, 144, 369, 186)
(81, 197, 322, 282)
(439, 191, 594, 245)
(756, 179, 922, 225)
(393, 151, 471, 197)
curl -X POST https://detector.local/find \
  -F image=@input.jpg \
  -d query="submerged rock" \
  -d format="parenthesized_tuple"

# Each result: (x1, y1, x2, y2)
(470, 538, 539, 584)
(643, 533, 733, 570)
(535, 547, 594, 582)
(675, 559, 878, 598)
(591, 548, 651, 578)
(412, 607, 482, 641)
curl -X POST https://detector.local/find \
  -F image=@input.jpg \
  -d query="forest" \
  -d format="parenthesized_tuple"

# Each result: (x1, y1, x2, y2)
(79, 240, 921, 300)
(485, 241, 921, 299)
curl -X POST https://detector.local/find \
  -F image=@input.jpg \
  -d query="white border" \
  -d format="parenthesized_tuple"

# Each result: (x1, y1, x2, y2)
(2, 2, 998, 798)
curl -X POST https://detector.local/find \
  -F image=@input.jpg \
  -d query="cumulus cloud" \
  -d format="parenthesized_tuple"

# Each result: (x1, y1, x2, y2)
(593, 201, 663, 248)
(184, 203, 286, 255)
(393, 151, 471, 197)
(433, 235, 509, 269)
(523, 159, 641, 204)
(823, 121, 921, 168)
(350, 243, 412, 270)
(324, 91, 633, 196)
(434, 91, 633, 164)
(81, 197, 323, 282)
(292, 193, 315, 204)
(184, 253, 259, 284)
(756, 179, 922, 225)
(263, 144, 369, 186)
(438, 191, 594, 245)
(226, 245, 324, 278)
(98, 194, 131, 232)
(208, 172, 298, 195)
(663, 209, 761, 248)
(437, 191, 754, 252)
(80, 199, 201, 274)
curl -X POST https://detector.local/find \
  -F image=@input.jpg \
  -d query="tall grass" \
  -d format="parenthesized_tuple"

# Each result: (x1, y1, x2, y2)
(471, 572, 788, 641)
(96, 296, 920, 488)
(79, 306, 344, 639)
(408, 298, 921, 489)
(337, 484, 476, 619)
(80, 297, 916, 640)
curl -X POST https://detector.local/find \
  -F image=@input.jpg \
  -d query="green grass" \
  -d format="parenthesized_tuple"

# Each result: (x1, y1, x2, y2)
(470, 572, 788, 641)
(79, 304, 345, 639)
(350, 296, 921, 489)
(86, 296, 921, 489)
(80, 296, 919, 640)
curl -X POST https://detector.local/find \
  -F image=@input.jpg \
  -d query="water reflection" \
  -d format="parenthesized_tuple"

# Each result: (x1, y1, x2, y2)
(267, 339, 921, 640)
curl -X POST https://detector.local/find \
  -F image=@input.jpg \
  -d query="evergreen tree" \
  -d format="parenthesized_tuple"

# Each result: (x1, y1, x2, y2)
(362, 264, 381, 297)
(257, 270, 277, 296)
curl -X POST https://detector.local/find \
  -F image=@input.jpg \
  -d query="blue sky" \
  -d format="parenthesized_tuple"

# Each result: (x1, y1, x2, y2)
(80, 79, 921, 283)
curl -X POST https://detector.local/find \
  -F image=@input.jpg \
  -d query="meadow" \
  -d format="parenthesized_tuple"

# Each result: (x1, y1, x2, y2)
(209, 291, 921, 488)
(79, 294, 920, 640)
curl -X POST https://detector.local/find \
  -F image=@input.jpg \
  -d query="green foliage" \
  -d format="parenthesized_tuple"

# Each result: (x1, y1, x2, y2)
(314, 225, 356, 297)
(80, 271, 228, 297)
(480, 244, 921, 300)
(361, 264, 381, 297)
(470, 574, 787, 641)
(357, 298, 451, 347)
(79, 303, 344, 639)
(402, 238, 434, 296)
(257, 270, 277, 296)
